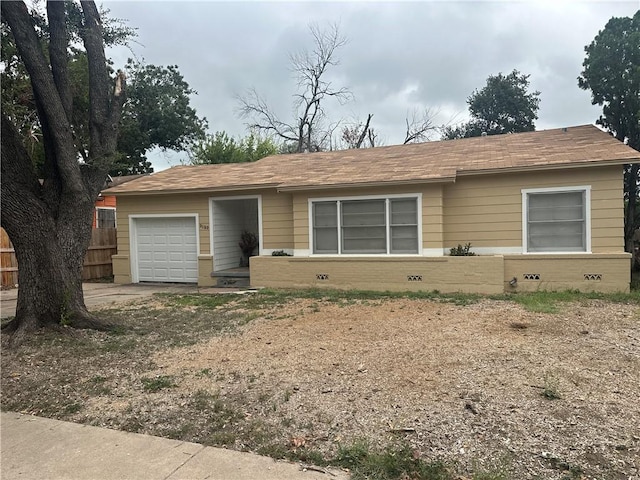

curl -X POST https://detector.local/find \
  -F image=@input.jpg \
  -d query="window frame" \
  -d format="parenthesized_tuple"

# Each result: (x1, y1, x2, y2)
(96, 207, 117, 229)
(308, 193, 422, 256)
(521, 185, 591, 254)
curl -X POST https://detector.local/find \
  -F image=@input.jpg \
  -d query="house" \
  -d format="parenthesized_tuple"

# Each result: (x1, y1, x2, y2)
(107, 125, 640, 293)
(93, 174, 147, 228)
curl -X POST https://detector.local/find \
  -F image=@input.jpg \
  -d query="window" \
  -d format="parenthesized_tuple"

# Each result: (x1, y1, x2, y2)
(311, 196, 419, 255)
(523, 186, 590, 253)
(96, 208, 116, 229)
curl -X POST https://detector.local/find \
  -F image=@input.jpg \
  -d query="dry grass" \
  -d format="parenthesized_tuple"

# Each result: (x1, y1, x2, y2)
(1, 290, 639, 479)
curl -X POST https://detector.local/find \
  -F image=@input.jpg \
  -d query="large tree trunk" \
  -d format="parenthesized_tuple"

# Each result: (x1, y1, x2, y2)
(1, 1, 124, 343)
(1, 116, 109, 342)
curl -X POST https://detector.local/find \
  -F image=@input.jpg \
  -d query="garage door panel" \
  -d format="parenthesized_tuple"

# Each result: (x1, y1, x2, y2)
(135, 217, 198, 283)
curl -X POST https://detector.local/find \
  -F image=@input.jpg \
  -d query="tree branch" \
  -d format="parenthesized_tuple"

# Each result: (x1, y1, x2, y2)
(1, 0, 82, 193)
(47, 1, 73, 119)
(80, 0, 125, 165)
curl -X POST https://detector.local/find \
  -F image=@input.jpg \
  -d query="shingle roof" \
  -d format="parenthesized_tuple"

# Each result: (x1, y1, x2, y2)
(108, 125, 640, 195)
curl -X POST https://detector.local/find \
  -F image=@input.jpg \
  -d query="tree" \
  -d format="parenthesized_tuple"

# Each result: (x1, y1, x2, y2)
(1, 11, 206, 177)
(443, 70, 541, 139)
(403, 108, 439, 144)
(190, 131, 278, 165)
(1, 1, 125, 340)
(113, 60, 207, 175)
(340, 114, 375, 149)
(237, 23, 352, 153)
(578, 10, 640, 255)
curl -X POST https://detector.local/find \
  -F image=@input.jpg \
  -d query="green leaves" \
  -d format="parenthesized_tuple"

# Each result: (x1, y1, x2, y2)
(442, 69, 540, 140)
(578, 10, 640, 150)
(190, 131, 278, 165)
(112, 60, 208, 175)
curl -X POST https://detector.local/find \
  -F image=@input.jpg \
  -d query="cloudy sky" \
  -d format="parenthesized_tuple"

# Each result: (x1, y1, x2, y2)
(103, 1, 638, 171)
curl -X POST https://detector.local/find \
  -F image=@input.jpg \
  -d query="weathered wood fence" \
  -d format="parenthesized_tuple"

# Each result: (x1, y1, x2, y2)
(0, 228, 117, 288)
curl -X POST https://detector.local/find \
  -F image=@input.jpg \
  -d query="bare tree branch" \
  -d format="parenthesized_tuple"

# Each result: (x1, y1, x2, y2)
(237, 22, 351, 153)
(340, 114, 374, 149)
(404, 107, 439, 144)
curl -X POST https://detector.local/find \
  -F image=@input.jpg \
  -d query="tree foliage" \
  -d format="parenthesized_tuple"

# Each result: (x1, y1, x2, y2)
(1, 7, 206, 177)
(190, 131, 278, 165)
(113, 60, 207, 175)
(237, 23, 351, 153)
(443, 70, 541, 140)
(578, 10, 640, 254)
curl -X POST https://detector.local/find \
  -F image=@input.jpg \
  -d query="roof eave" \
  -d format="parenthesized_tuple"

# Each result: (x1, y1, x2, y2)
(276, 176, 457, 192)
(110, 183, 281, 196)
(455, 158, 638, 177)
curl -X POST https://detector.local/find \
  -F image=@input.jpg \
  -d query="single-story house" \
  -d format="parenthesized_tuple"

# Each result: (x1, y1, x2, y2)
(108, 125, 640, 294)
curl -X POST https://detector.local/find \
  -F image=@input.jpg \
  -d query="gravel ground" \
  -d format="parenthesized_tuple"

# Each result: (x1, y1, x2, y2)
(2, 294, 639, 479)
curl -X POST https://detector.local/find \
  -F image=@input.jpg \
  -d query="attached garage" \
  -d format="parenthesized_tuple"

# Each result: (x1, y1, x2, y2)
(131, 216, 198, 283)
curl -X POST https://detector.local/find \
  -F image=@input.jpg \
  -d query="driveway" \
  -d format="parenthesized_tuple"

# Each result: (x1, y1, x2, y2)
(0, 283, 199, 319)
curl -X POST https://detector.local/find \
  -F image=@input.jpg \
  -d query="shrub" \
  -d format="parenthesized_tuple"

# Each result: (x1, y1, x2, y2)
(450, 243, 476, 256)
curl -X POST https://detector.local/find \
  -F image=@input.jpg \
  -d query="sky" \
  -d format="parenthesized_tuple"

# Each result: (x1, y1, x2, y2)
(102, 0, 639, 172)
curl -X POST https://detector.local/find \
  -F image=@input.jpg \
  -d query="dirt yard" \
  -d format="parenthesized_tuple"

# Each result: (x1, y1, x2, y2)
(2, 292, 639, 479)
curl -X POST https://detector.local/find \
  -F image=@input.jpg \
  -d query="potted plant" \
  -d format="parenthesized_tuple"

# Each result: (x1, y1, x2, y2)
(239, 230, 259, 267)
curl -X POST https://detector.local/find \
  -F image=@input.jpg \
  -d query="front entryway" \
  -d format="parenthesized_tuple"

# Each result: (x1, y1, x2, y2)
(210, 197, 260, 272)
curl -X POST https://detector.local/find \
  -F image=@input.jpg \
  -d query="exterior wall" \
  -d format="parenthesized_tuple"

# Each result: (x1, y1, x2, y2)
(251, 255, 505, 294)
(251, 253, 630, 294)
(113, 188, 293, 285)
(112, 192, 212, 284)
(262, 191, 294, 252)
(503, 254, 630, 293)
(442, 165, 624, 253)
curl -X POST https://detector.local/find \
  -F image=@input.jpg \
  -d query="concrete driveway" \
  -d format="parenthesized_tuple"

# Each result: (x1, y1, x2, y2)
(0, 283, 199, 319)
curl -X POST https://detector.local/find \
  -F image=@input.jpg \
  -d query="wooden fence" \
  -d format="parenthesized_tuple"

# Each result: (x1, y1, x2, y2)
(0, 227, 117, 288)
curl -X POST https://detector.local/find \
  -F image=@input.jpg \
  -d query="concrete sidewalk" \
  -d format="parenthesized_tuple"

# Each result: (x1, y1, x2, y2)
(1, 412, 348, 480)
(0, 283, 200, 319)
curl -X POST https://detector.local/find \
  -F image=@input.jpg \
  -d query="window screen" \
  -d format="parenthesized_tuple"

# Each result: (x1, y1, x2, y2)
(527, 190, 586, 252)
(311, 197, 419, 255)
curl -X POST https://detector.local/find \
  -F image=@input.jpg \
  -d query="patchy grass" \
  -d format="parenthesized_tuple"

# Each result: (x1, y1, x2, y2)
(2, 287, 638, 479)
(500, 289, 640, 313)
(141, 375, 175, 392)
(332, 441, 451, 480)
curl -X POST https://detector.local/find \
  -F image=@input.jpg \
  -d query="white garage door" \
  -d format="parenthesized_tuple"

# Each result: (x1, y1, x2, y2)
(135, 217, 198, 283)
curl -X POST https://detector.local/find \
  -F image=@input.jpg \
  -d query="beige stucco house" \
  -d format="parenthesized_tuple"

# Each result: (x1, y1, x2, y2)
(108, 125, 640, 294)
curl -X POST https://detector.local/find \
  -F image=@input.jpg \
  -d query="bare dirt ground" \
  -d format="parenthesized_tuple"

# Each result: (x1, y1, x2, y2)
(2, 292, 639, 479)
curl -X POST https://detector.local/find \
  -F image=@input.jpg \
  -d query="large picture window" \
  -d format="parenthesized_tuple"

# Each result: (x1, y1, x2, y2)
(523, 186, 590, 253)
(311, 196, 419, 255)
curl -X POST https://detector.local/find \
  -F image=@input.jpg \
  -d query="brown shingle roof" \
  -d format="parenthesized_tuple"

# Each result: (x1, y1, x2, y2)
(108, 125, 640, 195)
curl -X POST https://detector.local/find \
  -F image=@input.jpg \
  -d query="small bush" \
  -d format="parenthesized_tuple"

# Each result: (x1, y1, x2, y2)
(450, 243, 476, 256)
(141, 375, 175, 393)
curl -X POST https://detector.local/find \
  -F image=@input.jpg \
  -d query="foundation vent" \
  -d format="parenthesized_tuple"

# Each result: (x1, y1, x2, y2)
(316, 274, 329, 280)
(407, 275, 423, 282)
(523, 273, 541, 280)
(584, 273, 602, 281)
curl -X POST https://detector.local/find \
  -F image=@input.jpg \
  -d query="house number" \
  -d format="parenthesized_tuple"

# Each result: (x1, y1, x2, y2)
(200, 224, 209, 230)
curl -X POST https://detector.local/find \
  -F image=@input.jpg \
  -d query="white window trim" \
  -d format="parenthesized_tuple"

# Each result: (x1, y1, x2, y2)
(95, 206, 116, 228)
(128, 213, 200, 283)
(521, 185, 591, 254)
(308, 193, 423, 256)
